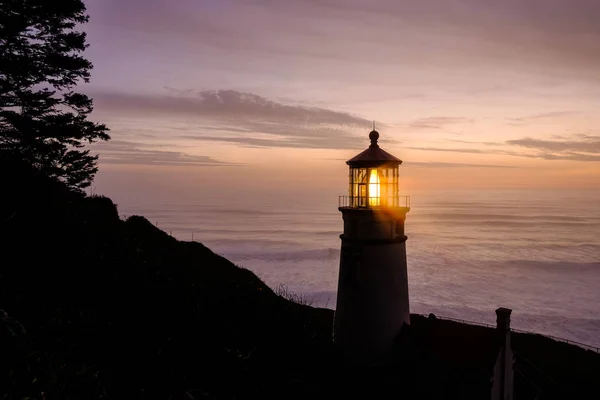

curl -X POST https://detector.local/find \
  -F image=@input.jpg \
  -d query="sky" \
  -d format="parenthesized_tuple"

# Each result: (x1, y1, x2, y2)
(83, 0, 600, 197)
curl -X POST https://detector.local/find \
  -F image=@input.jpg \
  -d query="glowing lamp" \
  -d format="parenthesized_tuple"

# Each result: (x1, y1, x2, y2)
(343, 129, 403, 208)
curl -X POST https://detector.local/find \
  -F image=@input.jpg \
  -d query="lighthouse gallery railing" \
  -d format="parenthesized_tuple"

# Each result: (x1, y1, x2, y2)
(338, 195, 411, 209)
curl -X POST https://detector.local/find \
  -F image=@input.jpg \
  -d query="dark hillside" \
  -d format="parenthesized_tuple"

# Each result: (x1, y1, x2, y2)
(0, 154, 335, 399)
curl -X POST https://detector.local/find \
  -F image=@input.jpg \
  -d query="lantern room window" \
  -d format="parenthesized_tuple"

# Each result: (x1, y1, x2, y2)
(348, 166, 399, 208)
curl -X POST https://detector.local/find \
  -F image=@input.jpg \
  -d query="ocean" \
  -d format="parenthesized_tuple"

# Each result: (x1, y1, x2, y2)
(111, 187, 600, 349)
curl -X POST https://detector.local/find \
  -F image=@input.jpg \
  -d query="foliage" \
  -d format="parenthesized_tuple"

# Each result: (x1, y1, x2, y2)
(0, 0, 109, 191)
(275, 283, 315, 306)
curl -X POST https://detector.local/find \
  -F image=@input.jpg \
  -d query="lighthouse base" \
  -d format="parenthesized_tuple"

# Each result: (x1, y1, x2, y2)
(333, 235, 410, 366)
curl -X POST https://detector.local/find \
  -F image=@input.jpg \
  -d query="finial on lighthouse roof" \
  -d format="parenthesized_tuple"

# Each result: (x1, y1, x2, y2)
(369, 121, 379, 147)
(346, 124, 402, 166)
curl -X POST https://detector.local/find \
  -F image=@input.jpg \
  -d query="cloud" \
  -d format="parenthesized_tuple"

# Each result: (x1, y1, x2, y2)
(92, 140, 240, 166)
(179, 134, 345, 149)
(94, 89, 366, 125)
(405, 161, 517, 169)
(511, 111, 578, 122)
(87, 0, 600, 84)
(406, 147, 489, 155)
(506, 111, 579, 126)
(405, 145, 524, 159)
(93, 90, 380, 150)
(407, 117, 473, 131)
(446, 139, 500, 146)
(506, 135, 600, 162)
(533, 152, 600, 162)
(507, 136, 600, 153)
(408, 135, 600, 162)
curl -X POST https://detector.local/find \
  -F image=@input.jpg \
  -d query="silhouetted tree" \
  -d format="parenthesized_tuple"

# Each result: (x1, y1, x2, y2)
(0, 0, 109, 191)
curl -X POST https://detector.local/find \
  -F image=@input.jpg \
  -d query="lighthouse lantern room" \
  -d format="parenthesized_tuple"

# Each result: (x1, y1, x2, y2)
(344, 130, 405, 208)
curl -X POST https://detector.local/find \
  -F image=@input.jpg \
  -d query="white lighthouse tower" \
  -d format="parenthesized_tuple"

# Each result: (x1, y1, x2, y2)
(334, 129, 411, 365)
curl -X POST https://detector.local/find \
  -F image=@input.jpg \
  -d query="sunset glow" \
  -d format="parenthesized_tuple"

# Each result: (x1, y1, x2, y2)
(83, 0, 600, 196)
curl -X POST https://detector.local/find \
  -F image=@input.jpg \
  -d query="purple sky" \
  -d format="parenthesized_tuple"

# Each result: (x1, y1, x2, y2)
(83, 0, 600, 192)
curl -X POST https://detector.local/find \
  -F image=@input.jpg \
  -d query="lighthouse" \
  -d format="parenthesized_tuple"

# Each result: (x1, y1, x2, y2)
(334, 129, 411, 365)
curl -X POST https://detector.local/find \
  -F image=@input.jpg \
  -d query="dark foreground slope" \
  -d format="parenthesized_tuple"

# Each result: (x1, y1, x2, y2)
(1, 155, 599, 399)
(0, 156, 336, 399)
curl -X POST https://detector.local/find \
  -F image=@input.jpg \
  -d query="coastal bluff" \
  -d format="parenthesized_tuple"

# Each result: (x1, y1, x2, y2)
(1, 156, 599, 399)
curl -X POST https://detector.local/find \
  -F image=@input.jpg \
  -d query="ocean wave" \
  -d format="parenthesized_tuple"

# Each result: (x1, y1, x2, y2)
(188, 228, 341, 236)
(437, 220, 599, 228)
(483, 260, 600, 271)
(411, 213, 596, 222)
(224, 247, 340, 262)
(220, 243, 599, 271)
(419, 202, 563, 210)
(452, 242, 600, 252)
(189, 207, 332, 217)
(204, 238, 302, 248)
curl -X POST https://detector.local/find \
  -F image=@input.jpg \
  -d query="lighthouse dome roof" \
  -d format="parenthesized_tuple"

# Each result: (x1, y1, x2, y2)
(346, 130, 402, 167)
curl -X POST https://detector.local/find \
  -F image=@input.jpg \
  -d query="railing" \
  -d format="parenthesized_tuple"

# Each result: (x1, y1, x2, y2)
(511, 327, 600, 353)
(338, 195, 411, 208)
(427, 314, 600, 353)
